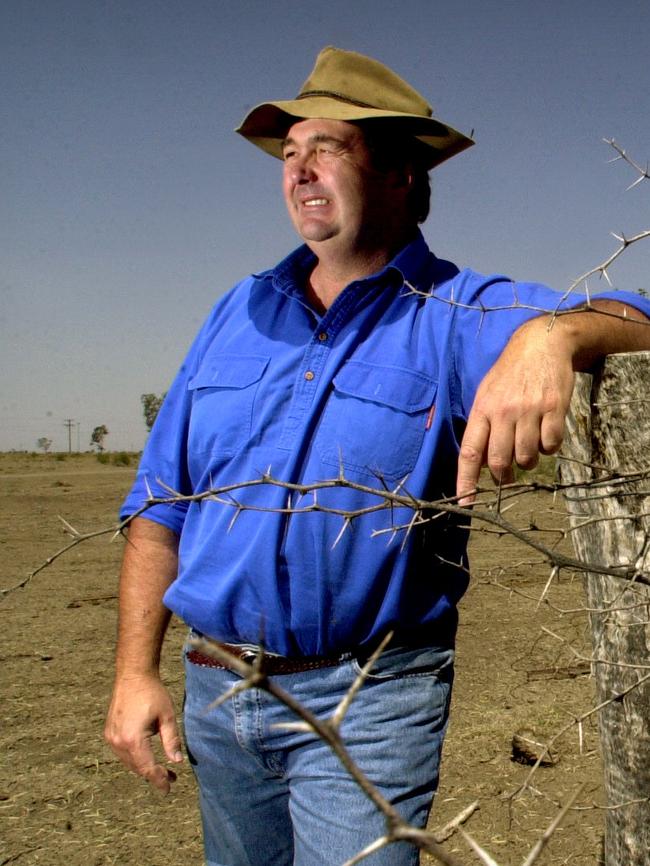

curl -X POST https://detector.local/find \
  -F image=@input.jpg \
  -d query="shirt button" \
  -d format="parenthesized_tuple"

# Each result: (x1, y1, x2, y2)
(304, 370, 315, 381)
(318, 332, 328, 342)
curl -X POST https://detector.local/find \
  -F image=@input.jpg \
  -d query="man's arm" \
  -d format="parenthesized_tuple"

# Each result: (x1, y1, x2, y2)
(104, 516, 182, 794)
(456, 300, 650, 504)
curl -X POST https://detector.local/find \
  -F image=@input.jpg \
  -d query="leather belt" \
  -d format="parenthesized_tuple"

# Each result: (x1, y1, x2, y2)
(186, 642, 343, 675)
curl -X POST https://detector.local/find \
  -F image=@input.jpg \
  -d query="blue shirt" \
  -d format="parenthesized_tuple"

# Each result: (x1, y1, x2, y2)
(121, 232, 650, 656)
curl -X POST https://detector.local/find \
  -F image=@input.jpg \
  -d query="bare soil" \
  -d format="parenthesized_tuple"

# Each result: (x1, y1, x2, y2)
(1, 453, 607, 866)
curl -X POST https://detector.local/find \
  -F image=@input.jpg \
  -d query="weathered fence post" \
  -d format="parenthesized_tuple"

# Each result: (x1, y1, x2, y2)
(559, 351, 650, 866)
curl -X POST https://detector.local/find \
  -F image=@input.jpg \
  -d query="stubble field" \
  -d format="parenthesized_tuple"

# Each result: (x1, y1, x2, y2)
(1, 452, 607, 866)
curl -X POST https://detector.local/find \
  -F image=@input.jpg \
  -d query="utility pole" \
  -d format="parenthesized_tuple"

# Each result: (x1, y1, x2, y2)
(63, 419, 75, 454)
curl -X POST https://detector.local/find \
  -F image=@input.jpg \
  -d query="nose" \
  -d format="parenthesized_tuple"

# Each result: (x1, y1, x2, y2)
(285, 151, 317, 185)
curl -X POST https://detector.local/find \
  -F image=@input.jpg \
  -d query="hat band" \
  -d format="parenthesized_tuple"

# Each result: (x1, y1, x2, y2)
(296, 89, 380, 110)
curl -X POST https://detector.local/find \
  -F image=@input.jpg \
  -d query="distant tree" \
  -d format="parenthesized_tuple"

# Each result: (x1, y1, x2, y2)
(36, 436, 52, 453)
(90, 424, 109, 452)
(141, 393, 166, 432)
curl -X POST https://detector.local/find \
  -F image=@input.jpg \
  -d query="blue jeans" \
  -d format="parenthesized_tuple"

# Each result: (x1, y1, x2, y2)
(183, 643, 454, 866)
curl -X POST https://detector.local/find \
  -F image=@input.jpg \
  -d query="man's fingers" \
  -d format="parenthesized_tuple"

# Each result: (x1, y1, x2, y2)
(512, 411, 544, 471)
(459, 404, 562, 504)
(160, 717, 184, 765)
(143, 763, 177, 795)
(539, 408, 566, 456)
(122, 736, 177, 795)
(456, 413, 490, 504)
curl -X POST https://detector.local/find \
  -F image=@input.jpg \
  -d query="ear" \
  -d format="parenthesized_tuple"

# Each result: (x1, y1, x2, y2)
(387, 164, 414, 191)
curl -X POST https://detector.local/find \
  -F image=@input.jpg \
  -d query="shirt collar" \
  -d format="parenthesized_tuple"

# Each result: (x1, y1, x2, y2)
(254, 230, 455, 300)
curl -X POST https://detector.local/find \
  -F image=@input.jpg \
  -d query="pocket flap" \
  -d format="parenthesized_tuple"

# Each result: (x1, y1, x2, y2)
(188, 355, 269, 390)
(332, 361, 437, 413)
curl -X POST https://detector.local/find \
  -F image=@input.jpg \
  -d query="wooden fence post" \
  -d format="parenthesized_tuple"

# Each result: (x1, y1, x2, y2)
(559, 351, 650, 866)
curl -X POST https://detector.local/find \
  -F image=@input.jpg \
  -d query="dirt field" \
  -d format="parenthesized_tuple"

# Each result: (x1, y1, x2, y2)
(1, 453, 608, 866)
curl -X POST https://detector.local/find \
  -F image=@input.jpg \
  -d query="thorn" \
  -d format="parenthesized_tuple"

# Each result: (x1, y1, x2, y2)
(204, 679, 249, 712)
(57, 515, 80, 537)
(271, 721, 315, 733)
(392, 475, 410, 496)
(156, 477, 179, 495)
(227, 505, 243, 532)
(495, 474, 504, 514)
(400, 510, 421, 552)
(627, 174, 646, 191)
(459, 829, 501, 866)
(331, 631, 393, 729)
(537, 566, 559, 609)
(332, 518, 352, 549)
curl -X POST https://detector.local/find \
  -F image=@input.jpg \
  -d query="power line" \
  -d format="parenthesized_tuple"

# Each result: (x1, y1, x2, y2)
(63, 418, 75, 454)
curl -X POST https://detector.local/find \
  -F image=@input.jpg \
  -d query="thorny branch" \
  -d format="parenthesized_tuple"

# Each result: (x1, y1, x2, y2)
(192, 632, 475, 866)
(4, 460, 649, 600)
(5, 140, 650, 865)
(605, 139, 650, 191)
(408, 137, 650, 316)
(4, 456, 648, 861)
(560, 138, 649, 300)
(507, 668, 650, 802)
(189, 633, 582, 866)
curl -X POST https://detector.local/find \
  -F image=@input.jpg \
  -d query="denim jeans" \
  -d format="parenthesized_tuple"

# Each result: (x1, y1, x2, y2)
(183, 643, 454, 866)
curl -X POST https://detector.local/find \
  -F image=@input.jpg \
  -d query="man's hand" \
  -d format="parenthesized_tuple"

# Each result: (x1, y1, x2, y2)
(456, 315, 576, 504)
(105, 673, 183, 794)
(456, 301, 650, 505)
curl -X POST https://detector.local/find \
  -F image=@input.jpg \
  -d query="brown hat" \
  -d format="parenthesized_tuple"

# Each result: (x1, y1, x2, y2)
(236, 46, 474, 170)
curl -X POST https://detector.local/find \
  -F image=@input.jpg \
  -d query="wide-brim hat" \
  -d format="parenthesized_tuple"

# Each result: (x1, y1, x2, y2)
(236, 46, 474, 170)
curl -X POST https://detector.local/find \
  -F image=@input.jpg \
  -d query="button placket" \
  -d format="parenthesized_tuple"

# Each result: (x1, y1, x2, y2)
(278, 289, 364, 451)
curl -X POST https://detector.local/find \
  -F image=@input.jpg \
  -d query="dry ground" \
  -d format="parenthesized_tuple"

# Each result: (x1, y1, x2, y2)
(1, 453, 608, 865)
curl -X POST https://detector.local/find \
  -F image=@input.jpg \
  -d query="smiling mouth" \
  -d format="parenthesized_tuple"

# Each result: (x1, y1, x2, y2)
(303, 197, 330, 207)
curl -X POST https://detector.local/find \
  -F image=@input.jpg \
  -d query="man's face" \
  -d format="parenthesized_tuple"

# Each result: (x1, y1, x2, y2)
(281, 118, 400, 256)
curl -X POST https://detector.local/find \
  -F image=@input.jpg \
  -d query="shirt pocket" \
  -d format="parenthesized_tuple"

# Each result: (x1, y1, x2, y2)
(187, 355, 269, 459)
(316, 360, 437, 480)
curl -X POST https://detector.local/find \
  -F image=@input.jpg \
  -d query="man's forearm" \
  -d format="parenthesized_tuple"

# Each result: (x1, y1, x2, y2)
(114, 516, 180, 679)
(106, 516, 182, 794)
(553, 299, 650, 371)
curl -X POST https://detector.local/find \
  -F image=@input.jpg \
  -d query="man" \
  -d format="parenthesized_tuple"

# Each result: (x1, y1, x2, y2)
(105, 47, 650, 866)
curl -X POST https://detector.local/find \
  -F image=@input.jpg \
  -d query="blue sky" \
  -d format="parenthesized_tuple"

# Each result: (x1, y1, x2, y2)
(2, 0, 648, 451)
